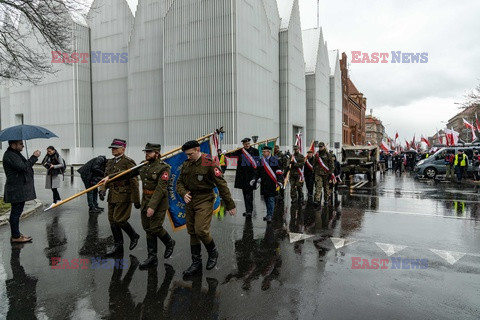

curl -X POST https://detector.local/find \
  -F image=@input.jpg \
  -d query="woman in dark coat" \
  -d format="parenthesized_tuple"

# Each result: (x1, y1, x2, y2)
(2, 140, 41, 243)
(41, 146, 65, 204)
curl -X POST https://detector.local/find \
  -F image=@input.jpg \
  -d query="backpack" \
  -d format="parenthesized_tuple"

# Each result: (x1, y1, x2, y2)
(53, 153, 66, 174)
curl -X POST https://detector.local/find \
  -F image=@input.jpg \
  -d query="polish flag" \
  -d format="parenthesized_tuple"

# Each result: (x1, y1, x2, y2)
(405, 139, 410, 150)
(308, 140, 315, 153)
(295, 132, 303, 154)
(476, 113, 480, 132)
(367, 141, 372, 146)
(380, 140, 389, 152)
(463, 118, 477, 141)
(421, 135, 430, 147)
(395, 132, 399, 142)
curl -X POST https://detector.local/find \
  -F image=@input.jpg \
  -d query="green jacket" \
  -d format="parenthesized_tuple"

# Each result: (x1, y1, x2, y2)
(290, 152, 305, 177)
(176, 153, 236, 211)
(102, 155, 140, 204)
(313, 150, 334, 176)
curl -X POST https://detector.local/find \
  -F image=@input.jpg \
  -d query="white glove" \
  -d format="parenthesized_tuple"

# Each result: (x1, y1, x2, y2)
(250, 179, 256, 186)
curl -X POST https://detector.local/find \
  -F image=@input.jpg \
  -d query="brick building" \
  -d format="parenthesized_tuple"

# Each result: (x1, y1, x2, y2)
(446, 105, 480, 143)
(340, 52, 366, 145)
(365, 113, 385, 146)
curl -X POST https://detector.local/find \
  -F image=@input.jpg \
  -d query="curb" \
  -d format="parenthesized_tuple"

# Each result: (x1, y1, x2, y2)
(0, 199, 44, 227)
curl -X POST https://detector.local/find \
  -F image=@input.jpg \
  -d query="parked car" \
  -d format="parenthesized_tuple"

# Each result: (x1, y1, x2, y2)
(413, 146, 479, 178)
(341, 145, 379, 181)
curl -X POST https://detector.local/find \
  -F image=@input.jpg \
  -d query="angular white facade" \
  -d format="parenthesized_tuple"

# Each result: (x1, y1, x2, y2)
(0, 0, 342, 163)
(329, 49, 343, 152)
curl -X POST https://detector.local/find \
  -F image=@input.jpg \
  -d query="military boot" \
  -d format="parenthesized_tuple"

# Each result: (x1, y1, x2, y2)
(159, 233, 176, 259)
(139, 236, 158, 270)
(106, 224, 124, 256)
(183, 244, 202, 277)
(121, 222, 140, 250)
(205, 240, 219, 270)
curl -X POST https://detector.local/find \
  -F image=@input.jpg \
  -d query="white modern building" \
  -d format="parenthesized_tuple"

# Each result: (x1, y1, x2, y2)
(0, 0, 343, 164)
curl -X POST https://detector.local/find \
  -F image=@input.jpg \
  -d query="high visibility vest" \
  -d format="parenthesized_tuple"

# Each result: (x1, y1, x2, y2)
(454, 154, 467, 166)
(219, 154, 226, 166)
(425, 154, 429, 158)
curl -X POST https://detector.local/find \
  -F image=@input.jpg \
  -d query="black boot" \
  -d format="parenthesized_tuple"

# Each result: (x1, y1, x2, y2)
(121, 222, 140, 250)
(139, 236, 158, 270)
(159, 233, 176, 259)
(183, 244, 202, 277)
(205, 240, 218, 270)
(106, 224, 123, 256)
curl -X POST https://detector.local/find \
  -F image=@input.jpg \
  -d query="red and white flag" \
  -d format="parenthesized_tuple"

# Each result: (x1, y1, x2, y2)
(421, 135, 430, 147)
(463, 118, 477, 141)
(295, 132, 303, 154)
(405, 139, 410, 150)
(380, 140, 389, 152)
(308, 140, 315, 153)
(395, 132, 399, 142)
(476, 113, 480, 132)
(367, 141, 372, 146)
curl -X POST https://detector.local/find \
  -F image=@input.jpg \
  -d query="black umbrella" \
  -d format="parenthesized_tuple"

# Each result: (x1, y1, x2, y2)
(0, 124, 58, 156)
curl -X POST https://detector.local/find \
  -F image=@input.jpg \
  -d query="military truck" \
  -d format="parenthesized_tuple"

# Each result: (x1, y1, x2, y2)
(341, 145, 379, 182)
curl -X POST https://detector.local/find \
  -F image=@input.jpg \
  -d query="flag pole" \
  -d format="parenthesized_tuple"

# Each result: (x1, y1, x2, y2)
(225, 137, 279, 154)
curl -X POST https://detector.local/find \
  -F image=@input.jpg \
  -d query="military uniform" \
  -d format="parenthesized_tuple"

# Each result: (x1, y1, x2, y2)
(100, 139, 140, 255)
(274, 146, 289, 199)
(112, 143, 175, 268)
(313, 144, 334, 204)
(177, 140, 236, 276)
(289, 148, 305, 203)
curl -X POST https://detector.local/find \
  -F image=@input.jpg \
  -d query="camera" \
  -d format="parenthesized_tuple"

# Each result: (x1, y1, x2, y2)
(43, 162, 51, 170)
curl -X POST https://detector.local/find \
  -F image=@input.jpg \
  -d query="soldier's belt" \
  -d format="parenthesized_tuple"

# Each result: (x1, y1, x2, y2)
(143, 189, 155, 195)
(190, 190, 213, 195)
(112, 181, 129, 187)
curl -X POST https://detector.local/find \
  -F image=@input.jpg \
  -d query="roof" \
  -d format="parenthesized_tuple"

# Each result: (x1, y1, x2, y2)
(328, 50, 339, 76)
(302, 28, 320, 74)
(348, 78, 360, 95)
(276, 0, 295, 29)
(342, 145, 378, 150)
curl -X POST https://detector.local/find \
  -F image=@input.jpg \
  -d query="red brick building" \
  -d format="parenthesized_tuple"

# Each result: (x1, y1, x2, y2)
(340, 52, 366, 145)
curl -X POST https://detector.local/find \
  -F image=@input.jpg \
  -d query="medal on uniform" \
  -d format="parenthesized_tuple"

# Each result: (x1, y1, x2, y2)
(152, 173, 157, 180)
(197, 175, 204, 181)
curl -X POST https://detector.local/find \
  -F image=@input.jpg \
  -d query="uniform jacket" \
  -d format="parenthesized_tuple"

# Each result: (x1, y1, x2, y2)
(257, 156, 284, 197)
(289, 152, 305, 177)
(114, 159, 171, 212)
(274, 150, 290, 174)
(227, 147, 259, 189)
(2, 147, 38, 203)
(176, 153, 236, 211)
(313, 150, 334, 176)
(102, 155, 140, 204)
(78, 156, 106, 184)
(304, 156, 315, 179)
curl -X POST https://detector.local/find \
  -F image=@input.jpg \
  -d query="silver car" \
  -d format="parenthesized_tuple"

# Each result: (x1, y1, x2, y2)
(414, 147, 476, 178)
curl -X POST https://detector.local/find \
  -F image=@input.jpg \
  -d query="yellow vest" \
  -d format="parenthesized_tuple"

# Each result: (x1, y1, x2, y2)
(425, 154, 429, 158)
(219, 154, 226, 166)
(454, 154, 467, 166)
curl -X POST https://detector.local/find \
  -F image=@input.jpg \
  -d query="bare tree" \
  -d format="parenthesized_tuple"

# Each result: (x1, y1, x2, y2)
(464, 82, 480, 108)
(0, 0, 89, 84)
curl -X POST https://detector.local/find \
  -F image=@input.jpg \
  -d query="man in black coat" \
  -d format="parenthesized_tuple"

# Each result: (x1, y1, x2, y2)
(226, 138, 259, 217)
(2, 140, 41, 243)
(254, 146, 283, 223)
(78, 155, 107, 213)
(304, 150, 315, 203)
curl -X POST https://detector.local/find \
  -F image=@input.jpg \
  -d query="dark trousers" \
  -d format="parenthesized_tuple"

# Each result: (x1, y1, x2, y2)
(264, 196, 276, 218)
(305, 175, 314, 197)
(52, 188, 61, 203)
(242, 188, 254, 213)
(456, 166, 466, 182)
(83, 179, 98, 209)
(9, 202, 25, 238)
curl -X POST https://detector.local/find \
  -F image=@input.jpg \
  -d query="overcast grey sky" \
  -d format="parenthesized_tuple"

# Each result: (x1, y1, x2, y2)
(299, 0, 480, 140)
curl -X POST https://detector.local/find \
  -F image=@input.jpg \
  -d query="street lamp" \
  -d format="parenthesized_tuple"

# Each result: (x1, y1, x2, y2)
(251, 135, 258, 143)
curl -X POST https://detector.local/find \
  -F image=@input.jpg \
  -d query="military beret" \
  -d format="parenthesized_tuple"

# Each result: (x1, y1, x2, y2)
(182, 140, 200, 151)
(318, 142, 325, 147)
(293, 145, 299, 150)
(262, 146, 272, 151)
(143, 143, 161, 152)
(307, 150, 313, 153)
(109, 138, 126, 149)
(241, 138, 251, 143)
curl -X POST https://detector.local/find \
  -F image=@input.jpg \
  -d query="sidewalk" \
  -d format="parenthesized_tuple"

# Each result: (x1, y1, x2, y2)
(0, 199, 44, 227)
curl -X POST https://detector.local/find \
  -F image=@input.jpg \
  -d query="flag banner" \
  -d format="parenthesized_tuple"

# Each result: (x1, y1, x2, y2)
(165, 138, 221, 231)
(257, 138, 277, 155)
(295, 132, 303, 154)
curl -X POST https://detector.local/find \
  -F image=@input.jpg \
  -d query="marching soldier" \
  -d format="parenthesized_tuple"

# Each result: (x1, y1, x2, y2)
(177, 140, 236, 277)
(289, 145, 305, 204)
(313, 142, 334, 206)
(274, 145, 289, 199)
(100, 143, 175, 269)
(304, 150, 315, 203)
(99, 139, 141, 256)
(225, 138, 259, 217)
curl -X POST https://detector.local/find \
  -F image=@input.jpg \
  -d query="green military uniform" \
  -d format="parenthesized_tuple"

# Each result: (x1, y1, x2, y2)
(177, 153, 235, 245)
(100, 138, 141, 256)
(313, 147, 334, 204)
(177, 140, 236, 276)
(289, 149, 305, 203)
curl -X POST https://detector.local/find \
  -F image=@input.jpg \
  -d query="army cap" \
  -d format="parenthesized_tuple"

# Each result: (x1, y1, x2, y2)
(318, 142, 325, 147)
(263, 146, 272, 151)
(241, 137, 251, 143)
(182, 140, 200, 151)
(143, 143, 161, 152)
(307, 150, 313, 154)
(293, 145, 299, 150)
(109, 138, 126, 149)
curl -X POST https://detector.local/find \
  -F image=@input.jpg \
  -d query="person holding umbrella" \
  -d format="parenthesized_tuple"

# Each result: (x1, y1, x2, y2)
(41, 146, 65, 205)
(2, 140, 41, 243)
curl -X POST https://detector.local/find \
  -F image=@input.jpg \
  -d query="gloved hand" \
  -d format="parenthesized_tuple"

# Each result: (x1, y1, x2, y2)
(249, 179, 256, 186)
(99, 190, 106, 201)
(134, 203, 141, 209)
(330, 173, 335, 181)
(277, 182, 284, 190)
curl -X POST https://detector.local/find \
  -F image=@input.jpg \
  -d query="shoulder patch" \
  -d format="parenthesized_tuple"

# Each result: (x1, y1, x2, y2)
(214, 167, 222, 177)
(161, 171, 169, 181)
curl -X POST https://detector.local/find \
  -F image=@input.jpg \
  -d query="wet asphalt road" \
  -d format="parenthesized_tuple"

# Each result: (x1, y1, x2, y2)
(0, 170, 479, 320)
